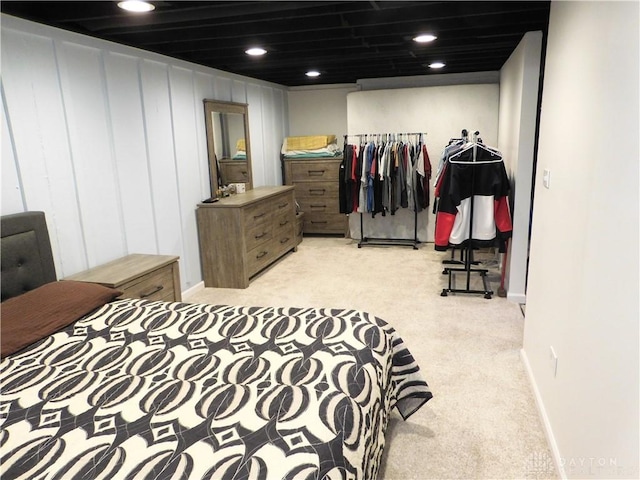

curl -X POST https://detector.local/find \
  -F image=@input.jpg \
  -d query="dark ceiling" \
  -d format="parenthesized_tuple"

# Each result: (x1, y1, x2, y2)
(1, 1, 550, 87)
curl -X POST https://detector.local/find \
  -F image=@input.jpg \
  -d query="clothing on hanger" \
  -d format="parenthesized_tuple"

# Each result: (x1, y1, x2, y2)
(433, 135, 512, 252)
(340, 134, 431, 217)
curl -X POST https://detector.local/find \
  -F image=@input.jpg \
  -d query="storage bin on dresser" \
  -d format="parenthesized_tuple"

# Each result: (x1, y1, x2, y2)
(283, 157, 347, 235)
(196, 186, 296, 288)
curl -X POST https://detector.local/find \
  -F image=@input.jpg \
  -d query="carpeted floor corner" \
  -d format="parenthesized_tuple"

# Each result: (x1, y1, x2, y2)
(186, 236, 557, 480)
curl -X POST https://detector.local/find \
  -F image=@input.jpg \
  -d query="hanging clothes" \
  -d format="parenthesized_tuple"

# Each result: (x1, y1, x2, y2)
(340, 134, 431, 217)
(415, 143, 432, 212)
(434, 140, 512, 252)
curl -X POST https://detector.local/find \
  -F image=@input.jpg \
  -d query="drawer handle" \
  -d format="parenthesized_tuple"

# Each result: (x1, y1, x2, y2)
(311, 204, 327, 208)
(311, 221, 328, 224)
(140, 285, 164, 299)
(278, 202, 289, 209)
(309, 189, 326, 195)
(253, 213, 266, 219)
(256, 251, 268, 259)
(255, 232, 267, 239)
(280, 237, 290, 244)
(308, 170, 325, 176)
(279, 220, 289, 226)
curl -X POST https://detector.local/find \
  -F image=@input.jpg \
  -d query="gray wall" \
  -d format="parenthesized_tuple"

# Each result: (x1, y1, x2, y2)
(523, 2, 639, 478)
(1, 15, 289, 293)
(287, 84, 358, 141)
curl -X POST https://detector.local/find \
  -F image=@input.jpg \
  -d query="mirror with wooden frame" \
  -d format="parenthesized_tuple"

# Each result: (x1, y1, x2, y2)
(203, 99, 253, 195)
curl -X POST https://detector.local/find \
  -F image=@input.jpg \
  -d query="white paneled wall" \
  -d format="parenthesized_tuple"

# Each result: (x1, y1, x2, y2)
(1, 15, 289, 291)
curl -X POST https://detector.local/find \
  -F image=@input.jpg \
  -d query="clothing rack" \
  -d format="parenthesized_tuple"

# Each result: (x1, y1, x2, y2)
(343, 132, 427, 250)
(440, 130, 495, 299)
(344, 132, 425, 140)
(357, 209, 419, 249)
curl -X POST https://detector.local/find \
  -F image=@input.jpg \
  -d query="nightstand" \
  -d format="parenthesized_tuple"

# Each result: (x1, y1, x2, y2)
(66, 254, 181, 302)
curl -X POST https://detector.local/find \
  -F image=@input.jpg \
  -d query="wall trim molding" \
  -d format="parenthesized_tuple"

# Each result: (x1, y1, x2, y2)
(182, 281, 205, 300)
(507, 292, 527, 304)
(520, 348, 566, 479)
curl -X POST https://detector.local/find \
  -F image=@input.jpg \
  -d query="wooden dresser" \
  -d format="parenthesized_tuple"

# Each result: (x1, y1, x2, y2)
(66, 254, 181, 302)
(283, 157, 347, 234)
(196, 186, 296, 288)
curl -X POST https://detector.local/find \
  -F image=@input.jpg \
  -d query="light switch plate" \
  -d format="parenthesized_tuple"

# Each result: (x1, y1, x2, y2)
(549, 346, 558, 377)
(543, 169, 551, 189)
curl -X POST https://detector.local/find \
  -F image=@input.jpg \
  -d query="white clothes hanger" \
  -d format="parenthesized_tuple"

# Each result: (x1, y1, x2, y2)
(448, 130, 503, 164)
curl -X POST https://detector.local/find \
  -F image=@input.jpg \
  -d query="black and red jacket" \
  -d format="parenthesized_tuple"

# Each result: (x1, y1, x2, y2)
(434, 145, 512, 252)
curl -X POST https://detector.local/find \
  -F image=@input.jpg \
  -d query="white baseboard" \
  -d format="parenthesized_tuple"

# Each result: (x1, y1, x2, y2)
(508, 291, 526, 304)
(520, 348, 566, 479)
(181, 281, 204, 300)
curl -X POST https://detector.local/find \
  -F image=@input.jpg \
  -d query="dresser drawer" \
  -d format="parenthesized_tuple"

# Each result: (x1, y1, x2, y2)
(297, 197, 341, 215)
(273, 225, 295, 251)
(246, 223, 272, 252)
(246, 243, 276, 276)
(244, 193, 293, 227)
(272, 194, 294, 214)
(273, 211, 294, 234)
(120, 264, 175, 302)
(294, 182, 339, 199)
(289, 161, 340, 182)
(243, 201, 272, 229)
(247, 229, 295, 277)
(304, 213, 347, 234)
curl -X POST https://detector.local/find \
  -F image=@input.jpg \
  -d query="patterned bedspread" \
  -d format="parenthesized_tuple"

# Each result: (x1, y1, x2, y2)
(1, 299, 432, 479)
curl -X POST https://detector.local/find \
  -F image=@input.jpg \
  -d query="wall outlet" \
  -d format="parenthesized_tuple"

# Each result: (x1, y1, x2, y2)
(549, 346, 558, 377)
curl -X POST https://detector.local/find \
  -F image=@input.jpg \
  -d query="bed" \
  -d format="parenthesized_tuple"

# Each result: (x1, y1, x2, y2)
(0, 211, 432, 479)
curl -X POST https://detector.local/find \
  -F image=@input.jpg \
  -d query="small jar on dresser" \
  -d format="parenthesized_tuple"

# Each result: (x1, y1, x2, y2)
(196, 186, 297, 289)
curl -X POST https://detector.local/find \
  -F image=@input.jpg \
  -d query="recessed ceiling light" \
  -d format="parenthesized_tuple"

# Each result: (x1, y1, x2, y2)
(305, 70, 321, 77)
(118, 1, 155, 12)
(245, 47, 267, 56)
(429, 62, 446, 69)
(413, 34, 437, 43)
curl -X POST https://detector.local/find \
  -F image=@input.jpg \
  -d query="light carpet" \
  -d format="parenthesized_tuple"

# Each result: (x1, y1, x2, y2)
(186, 236, 556, 480)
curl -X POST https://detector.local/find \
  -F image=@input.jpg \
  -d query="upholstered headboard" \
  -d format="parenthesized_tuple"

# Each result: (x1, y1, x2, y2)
(1, 211, 57, 302)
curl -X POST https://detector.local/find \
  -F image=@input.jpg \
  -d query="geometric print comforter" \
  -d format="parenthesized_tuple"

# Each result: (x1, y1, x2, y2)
(0, 299, 432, 480)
